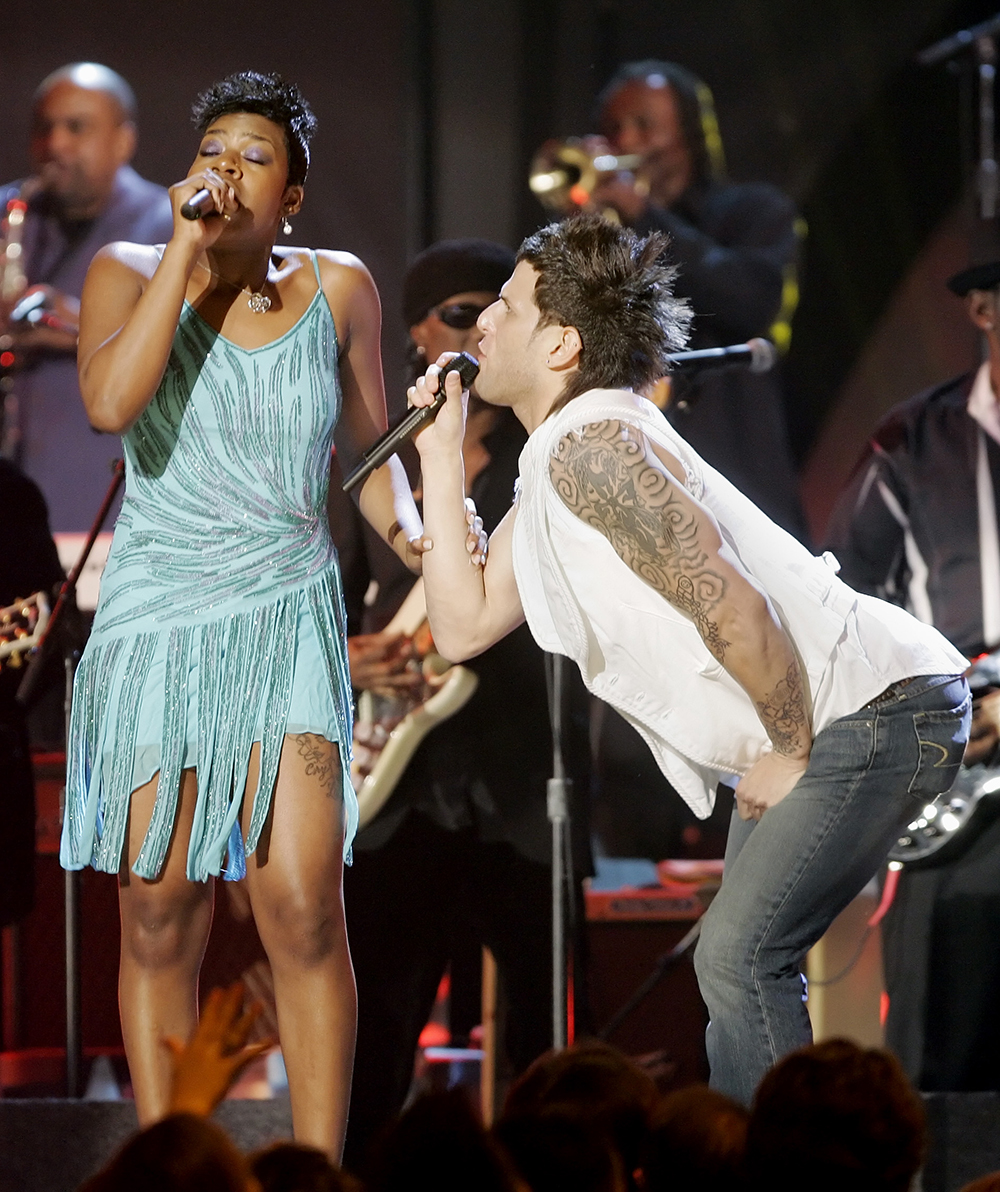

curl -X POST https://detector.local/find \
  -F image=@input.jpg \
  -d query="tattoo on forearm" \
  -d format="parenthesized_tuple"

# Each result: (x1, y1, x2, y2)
(295, 733, 339, 793)
(756, 664, 808, 756)
(549, 420, 731, 660)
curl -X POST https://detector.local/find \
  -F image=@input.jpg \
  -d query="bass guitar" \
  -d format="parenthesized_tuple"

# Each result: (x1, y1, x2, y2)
(889, 649, 1000, 868)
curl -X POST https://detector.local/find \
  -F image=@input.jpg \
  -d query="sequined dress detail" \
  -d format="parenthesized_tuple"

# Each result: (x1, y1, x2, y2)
(61, 252, 357, 881)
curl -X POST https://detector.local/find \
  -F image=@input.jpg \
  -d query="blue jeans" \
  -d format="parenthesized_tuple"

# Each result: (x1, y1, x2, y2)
(693, 675, 971, 1105)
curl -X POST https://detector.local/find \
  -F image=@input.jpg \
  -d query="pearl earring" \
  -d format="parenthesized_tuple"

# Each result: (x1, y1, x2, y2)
(282, 216, 293, 236)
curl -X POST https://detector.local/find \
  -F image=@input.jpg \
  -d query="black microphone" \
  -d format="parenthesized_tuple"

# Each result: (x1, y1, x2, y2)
(180, 189, 215, 220)
(666, 337, 776, 374)
(342, 352, 480, 493)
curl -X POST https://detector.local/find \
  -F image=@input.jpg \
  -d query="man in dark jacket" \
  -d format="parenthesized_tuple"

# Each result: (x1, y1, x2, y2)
(0, 461, 64, 925)
(1, 62, 172, 534)
(591, 60, 805, 540)
(826, 260, 1000, 1089)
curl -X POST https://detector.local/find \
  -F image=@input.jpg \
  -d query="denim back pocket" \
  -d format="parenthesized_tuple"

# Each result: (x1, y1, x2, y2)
(907, 702, 971, 797)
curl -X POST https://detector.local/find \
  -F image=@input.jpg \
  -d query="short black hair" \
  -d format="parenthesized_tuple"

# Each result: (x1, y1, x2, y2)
(191, 71, 316, 186)
(516, 214, 691, 411)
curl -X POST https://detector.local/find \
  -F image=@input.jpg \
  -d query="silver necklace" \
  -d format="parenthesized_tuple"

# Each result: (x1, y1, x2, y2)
(196, 260, 271, 313)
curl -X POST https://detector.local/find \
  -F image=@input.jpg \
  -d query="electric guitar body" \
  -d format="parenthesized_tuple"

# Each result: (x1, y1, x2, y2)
(351, 578, 478, 829)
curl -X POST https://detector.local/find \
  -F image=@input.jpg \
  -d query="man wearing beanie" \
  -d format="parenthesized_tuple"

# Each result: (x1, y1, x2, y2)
(826, 261, 1000, 1091)
(333, 240, 590, 1170)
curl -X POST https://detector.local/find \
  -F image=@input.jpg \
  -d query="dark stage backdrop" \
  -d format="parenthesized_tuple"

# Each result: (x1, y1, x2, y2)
(5, 0, 1000, 1053)
(3, 0, 999, 520)
(1, 0, 422, 406)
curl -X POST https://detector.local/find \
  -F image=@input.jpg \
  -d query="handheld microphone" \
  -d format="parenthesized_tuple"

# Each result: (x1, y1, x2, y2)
(8, 290, 48, 323)
(666, 338, 776, 374)
(343, 352, 480, 493)
(180, 189, 215, 220)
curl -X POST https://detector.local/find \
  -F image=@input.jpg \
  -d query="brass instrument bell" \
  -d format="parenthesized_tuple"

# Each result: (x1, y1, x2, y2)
(529, 139, 642, 215)
(1, 177, 41, 305)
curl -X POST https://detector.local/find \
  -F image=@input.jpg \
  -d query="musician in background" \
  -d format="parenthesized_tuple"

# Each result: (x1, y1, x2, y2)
(589, 60, 806, 541)
(0, 461, 63, 930)
(0, 62, 172, 533)
(331, 239, 590, 1170)
(826, 261, 1000, 1090)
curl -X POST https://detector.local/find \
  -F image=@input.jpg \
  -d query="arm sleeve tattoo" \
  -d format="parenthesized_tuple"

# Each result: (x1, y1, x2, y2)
(756, 663, 809, 757)
(548, 420, 731, 661)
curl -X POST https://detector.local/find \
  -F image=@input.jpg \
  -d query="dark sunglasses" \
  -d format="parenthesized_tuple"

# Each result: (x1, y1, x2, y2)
(433, 301, 488, 330)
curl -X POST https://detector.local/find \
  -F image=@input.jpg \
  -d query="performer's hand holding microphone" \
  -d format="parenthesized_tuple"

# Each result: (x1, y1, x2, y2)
(343, 352, 479, 492)
(168, 169, 237, 250)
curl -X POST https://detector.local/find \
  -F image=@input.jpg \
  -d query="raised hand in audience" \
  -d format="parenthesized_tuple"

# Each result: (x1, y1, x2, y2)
(165, 981, 275, 1118)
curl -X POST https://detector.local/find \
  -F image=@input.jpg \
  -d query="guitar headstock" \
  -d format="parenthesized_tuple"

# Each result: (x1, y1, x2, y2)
(0, 591, 50, 669)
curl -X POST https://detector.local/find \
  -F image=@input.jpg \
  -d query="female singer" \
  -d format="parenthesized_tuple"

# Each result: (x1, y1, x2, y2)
(61, 71, 425, 1158)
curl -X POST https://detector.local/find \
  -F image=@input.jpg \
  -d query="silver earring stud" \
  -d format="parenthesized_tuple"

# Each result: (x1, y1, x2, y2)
(282, 216, 292, 236)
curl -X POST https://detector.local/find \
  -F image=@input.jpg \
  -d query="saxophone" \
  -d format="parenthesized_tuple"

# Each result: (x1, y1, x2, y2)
(0, 177, 40, 306)
(0, 177, 41, 456)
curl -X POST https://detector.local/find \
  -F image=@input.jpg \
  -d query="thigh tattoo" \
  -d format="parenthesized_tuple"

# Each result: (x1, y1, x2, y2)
(294, 733, 339, 794)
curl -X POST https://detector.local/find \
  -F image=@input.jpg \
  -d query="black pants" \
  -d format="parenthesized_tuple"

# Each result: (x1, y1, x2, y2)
(883, 809, 1000, 1090)
(0, 695, 35, 928)
(342, 811, 562, 1169)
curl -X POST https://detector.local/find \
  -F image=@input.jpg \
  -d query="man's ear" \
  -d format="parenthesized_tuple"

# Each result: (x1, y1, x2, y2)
(546, 324, 583, 372)
(283, 185, 305, 217)
(967, 289, 999, 332)
(114, 120, 137, 168)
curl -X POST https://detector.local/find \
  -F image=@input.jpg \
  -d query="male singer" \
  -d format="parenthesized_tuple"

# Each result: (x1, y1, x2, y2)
(409, 213, 969, 1104)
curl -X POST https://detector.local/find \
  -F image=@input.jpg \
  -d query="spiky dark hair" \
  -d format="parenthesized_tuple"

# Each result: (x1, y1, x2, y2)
(516, 214, 692, 411)
(191, 71, 316, 186)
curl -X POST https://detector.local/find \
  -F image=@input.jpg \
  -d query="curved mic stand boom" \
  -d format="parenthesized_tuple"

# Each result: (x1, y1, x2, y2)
(919, 11, 1000, 224)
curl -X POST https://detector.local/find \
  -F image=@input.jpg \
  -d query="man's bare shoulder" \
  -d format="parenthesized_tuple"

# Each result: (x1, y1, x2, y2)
(549, 419, 687, 502)
(547, 417, 732, 654)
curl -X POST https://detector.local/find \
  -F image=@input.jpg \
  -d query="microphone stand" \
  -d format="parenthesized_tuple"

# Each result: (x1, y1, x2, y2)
(545, 653, 575, 1050)
(919, 13, 1000, 226)
(596, 918, 703, 1043)
(19, 459, 125, 1097)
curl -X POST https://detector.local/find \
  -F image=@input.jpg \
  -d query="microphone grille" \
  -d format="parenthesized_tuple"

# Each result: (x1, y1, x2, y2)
(747, 338, 777, 373)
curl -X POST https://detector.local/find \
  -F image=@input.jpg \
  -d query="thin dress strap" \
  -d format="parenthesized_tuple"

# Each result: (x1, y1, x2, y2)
(309, 248, 323, 288)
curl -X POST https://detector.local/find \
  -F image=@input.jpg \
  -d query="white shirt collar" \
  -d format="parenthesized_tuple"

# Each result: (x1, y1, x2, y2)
(967, 359, 1000, 446)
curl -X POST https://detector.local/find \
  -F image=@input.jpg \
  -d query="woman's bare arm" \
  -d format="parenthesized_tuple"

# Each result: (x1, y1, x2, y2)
(79, 169, 236, 434)
(319, 250, 425, 568)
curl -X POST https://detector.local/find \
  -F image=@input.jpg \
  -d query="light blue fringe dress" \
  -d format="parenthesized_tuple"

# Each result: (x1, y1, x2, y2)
(61, 250, 358, 882)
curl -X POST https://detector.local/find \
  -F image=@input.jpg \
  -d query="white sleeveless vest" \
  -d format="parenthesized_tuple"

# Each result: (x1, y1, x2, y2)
(510, 389, 967, 818)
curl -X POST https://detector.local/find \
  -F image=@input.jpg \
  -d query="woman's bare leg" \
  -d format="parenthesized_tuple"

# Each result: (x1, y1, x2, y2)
(242, 734, 356, 1160)
(118, 768, 215, 1124)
